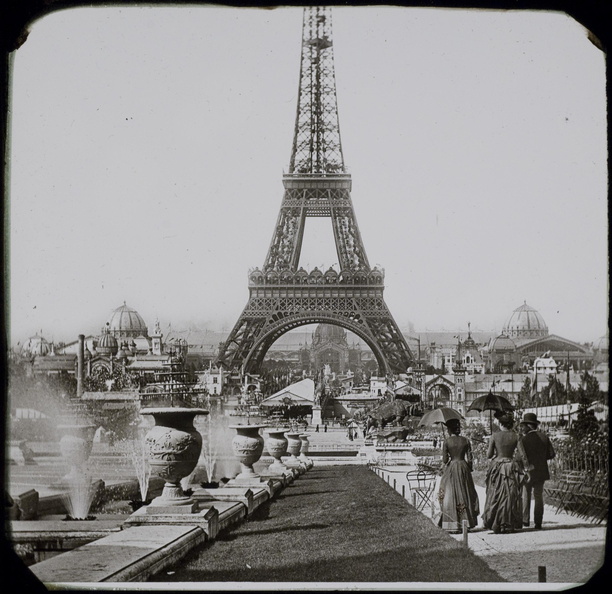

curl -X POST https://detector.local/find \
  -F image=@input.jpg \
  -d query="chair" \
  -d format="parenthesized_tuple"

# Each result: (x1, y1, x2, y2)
(544, 472, 584, 515)
(406, 470, 436, 512)
(573, 474, 609, 522)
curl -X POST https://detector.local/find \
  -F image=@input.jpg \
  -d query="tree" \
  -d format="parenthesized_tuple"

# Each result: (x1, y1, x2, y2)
(516, 376, 532, 412)
(540, 376, 567, 406)
(569, 372, 602, 440)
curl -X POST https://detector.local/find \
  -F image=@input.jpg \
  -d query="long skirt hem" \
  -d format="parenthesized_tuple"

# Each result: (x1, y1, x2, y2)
(482, 458, 523, 533)
(437, 460, 479, 532)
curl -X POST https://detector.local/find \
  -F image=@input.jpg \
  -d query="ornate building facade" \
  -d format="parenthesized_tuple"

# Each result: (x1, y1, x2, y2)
(485, 301, 593, 373)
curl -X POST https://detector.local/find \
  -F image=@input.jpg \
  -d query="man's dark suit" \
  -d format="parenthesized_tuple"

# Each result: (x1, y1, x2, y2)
(520, 428, 555, 528)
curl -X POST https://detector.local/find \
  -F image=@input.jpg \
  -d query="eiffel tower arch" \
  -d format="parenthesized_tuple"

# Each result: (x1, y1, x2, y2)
(217, 6, 414, 376)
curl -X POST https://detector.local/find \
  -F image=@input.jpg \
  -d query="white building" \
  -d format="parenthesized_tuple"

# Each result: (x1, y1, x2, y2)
(534, 353, 558, 376)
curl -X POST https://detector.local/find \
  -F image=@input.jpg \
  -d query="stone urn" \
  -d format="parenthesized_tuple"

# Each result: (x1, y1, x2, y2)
(58, 422, 96, 484)
(142, 407, 208, 508)
(284, 432, 305, 472)
(299, 434, 313, 468)
(264, 428, 289, 473)
(230, 424, 265, 479)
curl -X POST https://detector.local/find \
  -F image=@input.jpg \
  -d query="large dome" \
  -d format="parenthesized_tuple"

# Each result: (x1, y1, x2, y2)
(489, 334, 516, 352)
(313, 324, 347, 344)
(595, 334, 608, 352)
(107, 302, 149, 338)
(21, 333, 50, 357)
(503, 302, 548, 339)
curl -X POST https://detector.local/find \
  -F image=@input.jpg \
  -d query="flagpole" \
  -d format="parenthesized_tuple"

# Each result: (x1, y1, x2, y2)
(532, 358, 539, 416)
(566, 350, 572, 428)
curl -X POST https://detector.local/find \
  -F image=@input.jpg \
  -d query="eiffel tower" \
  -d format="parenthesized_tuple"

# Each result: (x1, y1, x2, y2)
(217, 6, 414, 376)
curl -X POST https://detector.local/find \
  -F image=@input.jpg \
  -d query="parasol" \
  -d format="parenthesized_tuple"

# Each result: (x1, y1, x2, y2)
(467, 390, 514, 433)
(419, 407, 464, 438)
(419, 407, 464, 426)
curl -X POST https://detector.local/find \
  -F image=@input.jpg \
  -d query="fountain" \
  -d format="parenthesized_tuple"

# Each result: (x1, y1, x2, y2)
(127, 433, 152, 510)
(193, 404, 239, 488)
(57, 419, 102, 520)
(123, 360, 219, 536)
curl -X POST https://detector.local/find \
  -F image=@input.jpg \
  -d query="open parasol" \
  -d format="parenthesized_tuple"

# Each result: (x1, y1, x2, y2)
(419, 407, 464, 438)
(467, 390, 514, 433)
(419, 407, 464, 426)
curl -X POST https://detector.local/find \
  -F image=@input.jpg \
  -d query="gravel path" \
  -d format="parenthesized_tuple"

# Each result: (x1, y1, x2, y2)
(377, 466, 608, 585)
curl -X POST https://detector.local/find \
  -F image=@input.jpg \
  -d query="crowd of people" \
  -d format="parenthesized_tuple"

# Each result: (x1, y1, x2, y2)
(437, 411, 555, 534)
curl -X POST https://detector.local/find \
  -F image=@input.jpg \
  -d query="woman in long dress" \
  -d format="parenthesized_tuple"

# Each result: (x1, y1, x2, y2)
(437, 418, 480, 533)
(482, 412, 525, 534)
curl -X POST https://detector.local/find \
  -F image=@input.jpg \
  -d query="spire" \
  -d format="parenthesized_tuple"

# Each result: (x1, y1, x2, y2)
(289, 6, 345, 175)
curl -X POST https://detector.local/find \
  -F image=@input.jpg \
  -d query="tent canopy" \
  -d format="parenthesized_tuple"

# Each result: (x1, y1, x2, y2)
(260, 378, 316, 407)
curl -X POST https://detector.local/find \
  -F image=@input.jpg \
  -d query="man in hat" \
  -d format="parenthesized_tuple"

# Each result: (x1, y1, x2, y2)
(519, 412, 555, 529)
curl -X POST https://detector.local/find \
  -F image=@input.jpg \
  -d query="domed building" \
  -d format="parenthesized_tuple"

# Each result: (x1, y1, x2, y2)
(21, 333, 51, 357)
(310, 324, 363, 375)
(593, 333, 609, 365)
(503, 302, 548, 339)
(96, 324, 119, 357)
(108, 302, 149, 339)
(486, 301, 592, 373)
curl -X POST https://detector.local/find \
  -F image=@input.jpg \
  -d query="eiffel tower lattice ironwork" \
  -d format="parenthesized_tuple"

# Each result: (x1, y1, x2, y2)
(217, 6, 414, 375)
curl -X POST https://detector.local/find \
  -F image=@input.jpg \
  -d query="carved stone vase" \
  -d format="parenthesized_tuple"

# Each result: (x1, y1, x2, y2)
(299, 434, 313, 468)
(285, 432, 305, 471)
(142, 407, 208, 508)
(58, 422, 96, 484)
(264, 428, 289, 473)
(230, 424, 265, 479)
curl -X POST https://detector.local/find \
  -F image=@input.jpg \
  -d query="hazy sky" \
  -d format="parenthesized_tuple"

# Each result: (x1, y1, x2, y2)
(7, 5, 608, 346)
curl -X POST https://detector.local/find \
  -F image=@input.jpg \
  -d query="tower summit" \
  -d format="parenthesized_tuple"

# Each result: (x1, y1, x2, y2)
(217, 6, 413, 375)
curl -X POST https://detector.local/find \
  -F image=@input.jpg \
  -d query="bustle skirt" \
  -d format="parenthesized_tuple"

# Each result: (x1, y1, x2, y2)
(482, 457, 524, 533)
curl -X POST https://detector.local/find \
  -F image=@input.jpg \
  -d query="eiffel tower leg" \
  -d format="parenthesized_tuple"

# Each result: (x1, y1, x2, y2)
(217, 315, 267, 373)
(218, 292, 413, 377)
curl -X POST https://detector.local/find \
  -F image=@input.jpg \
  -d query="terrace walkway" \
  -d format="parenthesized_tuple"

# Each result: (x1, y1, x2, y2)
(149, 465, 504, 585)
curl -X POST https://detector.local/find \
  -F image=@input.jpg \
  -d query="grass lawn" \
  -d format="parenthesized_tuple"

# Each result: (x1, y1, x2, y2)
(151, 465, 504, 583)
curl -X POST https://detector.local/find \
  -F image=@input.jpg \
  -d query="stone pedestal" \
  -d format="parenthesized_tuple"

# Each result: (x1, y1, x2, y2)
(124, 506, 219, 539)
(225, 477, 278, 497)
(192, 487, 254, 514)
(311, 406, 322, 426)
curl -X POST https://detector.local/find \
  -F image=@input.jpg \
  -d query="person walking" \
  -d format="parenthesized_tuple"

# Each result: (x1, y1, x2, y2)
(482, 413, 525, 534)
(519, 412, 555, 530)
(437, 418, 480, 533)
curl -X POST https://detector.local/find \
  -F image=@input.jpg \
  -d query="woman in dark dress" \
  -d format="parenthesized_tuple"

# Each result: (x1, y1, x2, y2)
(437, 418, 480, 533)
(482, 413, 525, 534)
